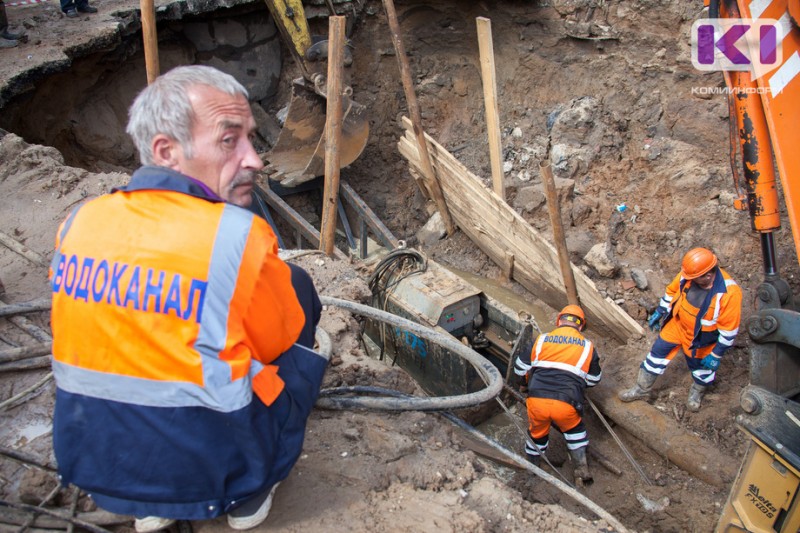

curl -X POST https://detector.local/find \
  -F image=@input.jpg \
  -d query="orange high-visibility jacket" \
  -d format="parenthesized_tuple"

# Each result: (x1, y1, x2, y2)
(49, 166, 319, 520)
(658, 267, 742, 358)
(513, 325, 601, 411)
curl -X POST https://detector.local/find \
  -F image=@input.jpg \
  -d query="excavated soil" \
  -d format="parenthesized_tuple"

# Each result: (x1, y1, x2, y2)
(2, 0, 799, 532)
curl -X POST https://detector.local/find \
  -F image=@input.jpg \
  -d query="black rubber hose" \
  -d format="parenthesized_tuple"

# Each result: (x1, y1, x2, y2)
(315, 296, 503, 411)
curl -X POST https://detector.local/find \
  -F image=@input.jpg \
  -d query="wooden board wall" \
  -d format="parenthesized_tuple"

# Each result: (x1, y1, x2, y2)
(397, 117, 644, 343)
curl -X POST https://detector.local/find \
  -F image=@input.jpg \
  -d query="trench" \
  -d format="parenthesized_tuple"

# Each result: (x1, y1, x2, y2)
(0, 1, 742, 531)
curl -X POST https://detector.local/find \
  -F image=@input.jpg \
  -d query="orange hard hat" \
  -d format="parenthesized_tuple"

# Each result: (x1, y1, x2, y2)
(681, 248, 718, 279)
(557, 304, 586, 330)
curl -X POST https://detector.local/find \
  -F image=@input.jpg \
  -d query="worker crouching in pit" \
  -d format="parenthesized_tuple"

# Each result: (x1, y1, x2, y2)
(49, 65, 328, 532)
(513, 305, 602, 486)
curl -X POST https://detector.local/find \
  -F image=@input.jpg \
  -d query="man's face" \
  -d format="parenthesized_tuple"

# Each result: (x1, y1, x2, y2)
(175, 84, 263, 207)
(693, 270, 716, 289)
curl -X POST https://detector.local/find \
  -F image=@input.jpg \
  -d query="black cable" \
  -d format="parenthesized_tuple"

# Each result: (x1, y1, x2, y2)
(366, 249, 427, 362)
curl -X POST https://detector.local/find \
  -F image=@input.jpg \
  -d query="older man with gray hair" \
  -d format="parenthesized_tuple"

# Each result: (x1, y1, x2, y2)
(50, 65, 327, 532)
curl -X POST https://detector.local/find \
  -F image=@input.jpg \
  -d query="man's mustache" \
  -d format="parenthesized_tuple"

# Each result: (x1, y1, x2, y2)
(229, 172, 255, 189)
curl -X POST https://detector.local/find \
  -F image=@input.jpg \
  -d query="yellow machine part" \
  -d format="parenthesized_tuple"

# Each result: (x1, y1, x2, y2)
(717, 435, 800, 532)
(262, 0, 370, 187)
(264, 0, 312, 60)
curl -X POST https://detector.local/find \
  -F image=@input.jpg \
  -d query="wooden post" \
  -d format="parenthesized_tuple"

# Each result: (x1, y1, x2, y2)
(141, 0, 160, 84)
(382, 0, 456, 236)
(319, 15, 346, 257)
(540, 160, 580, 306)
(476, 17, 505, 201)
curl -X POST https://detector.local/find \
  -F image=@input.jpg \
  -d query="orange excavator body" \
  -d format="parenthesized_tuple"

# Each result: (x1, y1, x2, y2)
(712, 1, 800, 532)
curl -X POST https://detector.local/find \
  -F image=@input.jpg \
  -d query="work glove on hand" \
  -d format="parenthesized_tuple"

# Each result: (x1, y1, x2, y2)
(511, 372, 527, 392)
(647, 306, 669, 332)
(701, 353, 721, 371)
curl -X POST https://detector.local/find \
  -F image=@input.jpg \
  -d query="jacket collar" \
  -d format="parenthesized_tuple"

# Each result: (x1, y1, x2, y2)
(115, 166, 223, 203)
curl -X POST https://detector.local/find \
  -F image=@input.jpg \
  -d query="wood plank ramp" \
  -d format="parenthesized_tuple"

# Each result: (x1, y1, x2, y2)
(397, 116, 644, 342)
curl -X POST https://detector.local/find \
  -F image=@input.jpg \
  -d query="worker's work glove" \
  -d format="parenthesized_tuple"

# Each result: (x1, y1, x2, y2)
(511, 372, 527, 392)
(647, 306, 669, 332)
(701, 353, 721, 371)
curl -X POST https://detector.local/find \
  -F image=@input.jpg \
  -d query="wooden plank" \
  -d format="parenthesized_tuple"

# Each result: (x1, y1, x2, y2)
(0, 343, 52, 363)
(425, 148, 633, 338)
(404, 137, 640, 340)
(398, 120, 644, 342)
(141, 0, 160, 84)
(541, 159, 579, 305)
(0, 298, 51, 318)
(0, 231, 48, 268)
(476, 17, 505, 201)
(340, 182, 400, 249)
(382, 0, 456, 235)
(319, 16, 346, 257)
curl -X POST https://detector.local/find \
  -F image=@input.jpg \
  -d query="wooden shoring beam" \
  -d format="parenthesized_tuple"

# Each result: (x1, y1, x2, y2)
(340, 182, 400, 250)
(398, 117, 644, 342)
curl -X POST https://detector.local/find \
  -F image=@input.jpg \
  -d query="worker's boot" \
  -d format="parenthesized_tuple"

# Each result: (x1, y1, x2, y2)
(618, 367, 658, 403)
(570, 447, 592, 486)
(526, 453, 542, 467)
(686, 382, 707, 412)
(0, 4, 23, 46)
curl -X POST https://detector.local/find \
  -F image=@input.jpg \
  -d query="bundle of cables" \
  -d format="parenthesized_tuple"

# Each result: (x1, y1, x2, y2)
(366, 248, 427, 361)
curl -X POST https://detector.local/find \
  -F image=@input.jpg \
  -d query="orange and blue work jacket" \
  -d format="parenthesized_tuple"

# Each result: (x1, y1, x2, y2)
(658, 267, 742, 358)
(513, 325, 601, 413)
(50, 166, 326, 519)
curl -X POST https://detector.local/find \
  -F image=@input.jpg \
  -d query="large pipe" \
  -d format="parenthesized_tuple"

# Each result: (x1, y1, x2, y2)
(590, 375, 738, 488)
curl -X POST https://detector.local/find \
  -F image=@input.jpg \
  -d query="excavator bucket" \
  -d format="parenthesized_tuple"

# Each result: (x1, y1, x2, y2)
(266, 77, 369, 188)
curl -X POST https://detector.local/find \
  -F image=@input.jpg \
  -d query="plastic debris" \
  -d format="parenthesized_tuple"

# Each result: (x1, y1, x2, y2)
(636, 493, 670, 512)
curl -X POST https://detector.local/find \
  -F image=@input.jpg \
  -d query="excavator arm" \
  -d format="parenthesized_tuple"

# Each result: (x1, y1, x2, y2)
(713, 1, 800, 531)
(263, 0, 369, 187)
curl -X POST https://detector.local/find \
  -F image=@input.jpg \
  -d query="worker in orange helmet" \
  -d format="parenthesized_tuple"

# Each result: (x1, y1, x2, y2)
(619, 247, 742, 411)
(512, 304, 602, 485)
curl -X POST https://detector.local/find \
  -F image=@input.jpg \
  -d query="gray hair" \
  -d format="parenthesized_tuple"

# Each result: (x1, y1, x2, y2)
(126, 65, 249, 166)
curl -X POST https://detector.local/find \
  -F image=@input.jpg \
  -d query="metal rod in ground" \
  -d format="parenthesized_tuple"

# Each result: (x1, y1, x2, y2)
(540, 159, 580, 306)
(587, 397, 653, 485)
(441, 411, 631, 533)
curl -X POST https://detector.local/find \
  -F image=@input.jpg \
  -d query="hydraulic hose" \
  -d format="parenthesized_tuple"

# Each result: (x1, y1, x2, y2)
(315, 296, 503, 411)
(321, 386, 630, 533)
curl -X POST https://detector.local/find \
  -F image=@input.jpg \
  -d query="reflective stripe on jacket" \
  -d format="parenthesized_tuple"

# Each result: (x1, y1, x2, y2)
(514, 326, 601, 410)
(50, 167, 316, 519)
(661, 267, 742, 358)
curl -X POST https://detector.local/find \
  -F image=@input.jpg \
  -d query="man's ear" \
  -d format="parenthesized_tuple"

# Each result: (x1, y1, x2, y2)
(151, 134, 182, 170)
